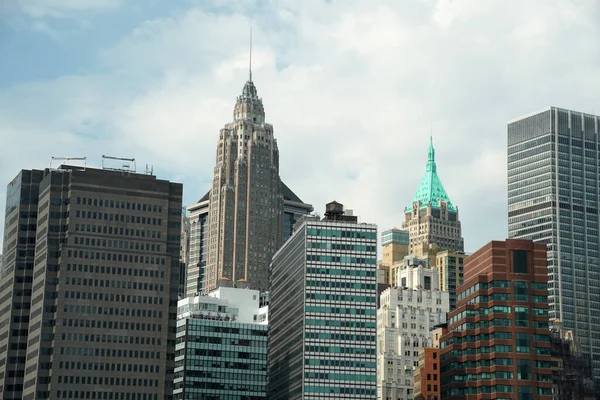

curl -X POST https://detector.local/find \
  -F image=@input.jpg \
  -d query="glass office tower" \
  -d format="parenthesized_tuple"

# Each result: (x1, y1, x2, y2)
(507, 106, 600, 388)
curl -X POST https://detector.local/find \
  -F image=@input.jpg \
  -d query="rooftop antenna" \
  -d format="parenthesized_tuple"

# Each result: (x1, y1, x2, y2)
(249, 26, 253, 82)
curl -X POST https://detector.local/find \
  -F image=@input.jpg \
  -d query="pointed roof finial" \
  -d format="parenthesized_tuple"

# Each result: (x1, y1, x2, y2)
(249, 26, 253, 82)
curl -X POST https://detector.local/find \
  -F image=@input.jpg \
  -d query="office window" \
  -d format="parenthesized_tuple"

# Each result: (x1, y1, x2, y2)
(517, 359, 530, 380)
(518, 385, 532, 400)
(424, 276, 432, 290)
(513, 250, 528, 273)
(516, 333, 530, 353)
(515, 281, 528, 301)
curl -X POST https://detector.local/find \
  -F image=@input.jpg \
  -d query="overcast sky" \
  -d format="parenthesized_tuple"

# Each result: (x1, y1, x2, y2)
(1, 0, 599, 252)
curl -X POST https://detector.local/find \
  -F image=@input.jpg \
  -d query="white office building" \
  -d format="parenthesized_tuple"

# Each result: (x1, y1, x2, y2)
(377, 258, 449, 400)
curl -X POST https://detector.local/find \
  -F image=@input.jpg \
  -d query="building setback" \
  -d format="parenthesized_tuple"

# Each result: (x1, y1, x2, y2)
(403, 137, 464, 253)
(440, 239, 553, 399)
(186, 184, 312, 297)
(507, 107, 600, 387)
(174, 288, 268, 399)
(0, 165, 182, 400)
(268, 202, 378, 399)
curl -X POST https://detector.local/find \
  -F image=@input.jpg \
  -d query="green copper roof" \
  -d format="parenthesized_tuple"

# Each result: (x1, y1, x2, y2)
(407, 137, 456, 212)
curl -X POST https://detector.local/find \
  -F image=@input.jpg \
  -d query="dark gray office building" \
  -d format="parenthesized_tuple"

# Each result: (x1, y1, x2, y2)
(508, 106, 600, 388)
(0, 165, 182, 399)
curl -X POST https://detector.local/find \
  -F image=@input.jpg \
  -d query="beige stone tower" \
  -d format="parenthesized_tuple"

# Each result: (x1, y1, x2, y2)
(205, 75, 284, 293)
(402, 137, 464, 253)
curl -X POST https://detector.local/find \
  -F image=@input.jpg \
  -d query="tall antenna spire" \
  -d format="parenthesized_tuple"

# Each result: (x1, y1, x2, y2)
(249, 26, 253, 82)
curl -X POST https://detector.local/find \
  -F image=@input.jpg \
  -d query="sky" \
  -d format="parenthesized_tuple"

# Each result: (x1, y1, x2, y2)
(0, 0, 599, 253)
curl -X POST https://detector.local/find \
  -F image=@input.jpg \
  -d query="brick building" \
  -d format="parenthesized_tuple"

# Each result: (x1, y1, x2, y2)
(440, 239, 553, 399)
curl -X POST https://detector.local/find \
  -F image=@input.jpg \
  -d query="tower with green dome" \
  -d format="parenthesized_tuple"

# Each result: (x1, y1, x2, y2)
(402, 137, 464, 253)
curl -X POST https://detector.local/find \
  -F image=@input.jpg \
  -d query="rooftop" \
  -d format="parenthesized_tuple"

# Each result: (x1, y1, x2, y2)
(406, 137, 456, 212)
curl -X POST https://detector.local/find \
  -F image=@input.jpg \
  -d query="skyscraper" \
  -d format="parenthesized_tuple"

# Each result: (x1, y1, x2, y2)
(508, 107, 600, 386)
(1, 169, 48, 400)
(190, 74, 312, 295)
(268, 202, 378, 399)
(403, 138, 464, 253)
(439, 239, 553, 399)
(0, 165, 182, 399)
(174, 288, 268, 399)
(377, 258, 449, 400)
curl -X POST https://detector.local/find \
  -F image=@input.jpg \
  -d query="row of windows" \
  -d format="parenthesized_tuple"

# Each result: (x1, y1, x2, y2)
(66, 263, 164, 278)
(76, 197, 163, 213)
(457, 281, 510, 301)
(305, 306, 376, 316)
(306, 227, 376, 240)
(58, 360, 159, 373)
(308, 242, 376, 252)
(185, 349, 266, 361)
(58, 375, 159, 387)
(306, 255, 377, 264)
(446, 371, 514, 382)
(61, 332, 160, 346)
(304, 386, 376, 395)
(75, 223, 162, 239)
(305, 319, 376, 329)
(62, 318, 162, 332)
(306, 267, 376, 277)
(305, 332, 376, 342)
(306, 281, 375, 290)
(441, 358, 513, 372)
(75, 210, 162, 226)
(73, 237, 161, 253)
(466, 293, 511, 304)
(449, 306, 512, 325)
(305, 359, 376, 369)
(64, 290, 163, 306)
(183, 323, 267, 337)
(306, 293, 376, 303)
(56, 391, 157, 400)
(445, 385, 552, 397)
(64, 277, 165, 292)
(62, 304, 162, 319)
(304, 372, 375, 382)
(174, 359, 266, 372)
(304, 345, 375, 355)
(66, 249, 167, 265)
(442, 332, 512, 346)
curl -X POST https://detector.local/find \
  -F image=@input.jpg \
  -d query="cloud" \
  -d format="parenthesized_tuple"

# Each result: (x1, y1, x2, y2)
(1, 0, 599, 253)
(15, 0, 122, 19)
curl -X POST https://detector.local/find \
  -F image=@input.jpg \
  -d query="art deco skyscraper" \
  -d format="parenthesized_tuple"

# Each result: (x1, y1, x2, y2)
(508, 107, 600, 388)
(403, 137, 464, 253)
(201, 73, 312, 294)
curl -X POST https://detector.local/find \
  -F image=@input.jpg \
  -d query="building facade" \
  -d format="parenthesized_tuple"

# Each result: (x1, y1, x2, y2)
(440, 239, 553, 399)
(186, 186, 312, 296)
(436, 250, 467, 311)
(0, 169, 48, 399)
(0, 166, 182, 399)
(508, 107, 600, 386)
(377, 259, 449, 400)
(403, 138, 464, 253)
(414, 348, 441, 400)
(190, 74, 312, 295)
(549, 322, 597, 400)
(174, 288, 268, 399)
(268, 202, 378, 399)
(185, 197, 209, 296)
(378, 228, 409, 285)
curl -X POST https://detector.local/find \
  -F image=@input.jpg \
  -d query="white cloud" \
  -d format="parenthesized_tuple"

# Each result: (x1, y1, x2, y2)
(1, 0, 599, 252)
(16, 0, 122, 19)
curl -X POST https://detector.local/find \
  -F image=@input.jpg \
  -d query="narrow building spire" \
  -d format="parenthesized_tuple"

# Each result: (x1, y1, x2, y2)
(249, 26, 253, 82)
